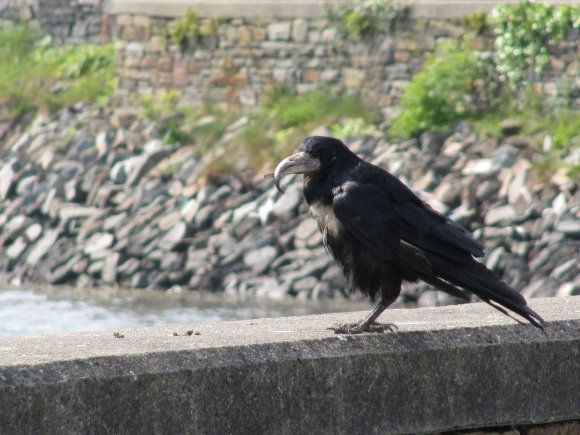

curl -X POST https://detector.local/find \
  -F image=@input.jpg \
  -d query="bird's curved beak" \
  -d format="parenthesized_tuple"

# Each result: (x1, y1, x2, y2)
(274, 151, 321, 194)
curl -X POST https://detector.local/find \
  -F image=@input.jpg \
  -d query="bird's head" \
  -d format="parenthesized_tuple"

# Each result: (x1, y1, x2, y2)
(274, 136, 356, 193)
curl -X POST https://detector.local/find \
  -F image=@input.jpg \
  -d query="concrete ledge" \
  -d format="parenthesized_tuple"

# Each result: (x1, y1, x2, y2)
(0, 296, 579, 433)
(109, 0, 575, 19)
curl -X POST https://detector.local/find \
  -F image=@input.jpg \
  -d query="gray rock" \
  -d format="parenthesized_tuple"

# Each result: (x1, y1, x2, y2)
(83, 233, 115, 259)
(157, 211, 182, 231)
(292, 276, 319, 294)
(272, 186, 302, 218)
(159, 222, 191, 252)
(208, 232, 239, 258)
(485, 205, 517, 226)
(292, 218, 323, 249)
(131, 271, 150, 289)
(555, 280, 580, 297)
(492, 145, 518, 169)
(556, 220, 580, 236)
(26, 230, 59, 266)
(5, 237, 27, 260)
(48, 254, 83, 285)
(232, 200, 258, 224)
(103, 213, 128, 231)
(58, 205, 101, 226)
(110, 149, 169, 186)
(500, 119, 522, 136)
(2, 215, 30, 241)
(181, 198, 201, 223)
(462, 159, 498, 176)
(194, 205, 214, 229)
(24, 223, 43, 242)
(551, 259, 578, 281)
(418, 290, 453, 307)
(0, 159, 20, 199)
(485, 247, 505, 272)
(102, 252, 120, 284)
(243, 246, 277, 273)
(253, 277, 290, 299)
(117, 257, 140, 276)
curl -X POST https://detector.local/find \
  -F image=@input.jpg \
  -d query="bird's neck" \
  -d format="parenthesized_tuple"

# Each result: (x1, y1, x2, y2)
(303, 173, 333, 206)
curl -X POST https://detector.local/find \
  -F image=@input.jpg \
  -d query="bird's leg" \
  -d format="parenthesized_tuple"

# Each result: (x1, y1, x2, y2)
(330, 297, 398, 335)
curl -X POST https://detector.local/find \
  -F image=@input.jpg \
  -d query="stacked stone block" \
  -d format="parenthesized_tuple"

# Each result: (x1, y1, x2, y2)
(113, 12, 578, 109)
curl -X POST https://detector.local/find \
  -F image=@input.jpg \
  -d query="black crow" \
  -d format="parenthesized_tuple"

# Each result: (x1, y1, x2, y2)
(274, 136, 544, 334)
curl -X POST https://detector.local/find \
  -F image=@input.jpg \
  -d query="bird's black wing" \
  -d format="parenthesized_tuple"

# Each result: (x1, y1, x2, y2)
(332, 176, 483, 264)
(332, 178, 544, 327)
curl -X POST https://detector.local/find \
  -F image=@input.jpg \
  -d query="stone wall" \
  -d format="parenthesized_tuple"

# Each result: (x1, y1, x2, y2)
(0, 0, 107, 44)
(111, 1, 579, 109)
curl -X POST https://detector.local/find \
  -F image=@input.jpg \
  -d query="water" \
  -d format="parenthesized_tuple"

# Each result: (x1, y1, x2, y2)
(0, 287, 371, 337)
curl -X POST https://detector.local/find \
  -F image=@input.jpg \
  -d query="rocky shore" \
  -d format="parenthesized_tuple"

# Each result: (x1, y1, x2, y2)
(0, 105, 578, 306)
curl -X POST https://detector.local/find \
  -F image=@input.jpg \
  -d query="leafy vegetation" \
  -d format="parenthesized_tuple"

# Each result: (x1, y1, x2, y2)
(167, 7, 217, 50)
(389, 43, 499, 139)
(138, 87, 375, 174)
(235, 88, 374, 169)
(0, 24, 114, 117)
(390, 2, 578, 162)
(140, 91, 232, 147)
(328, 0, 405, 39)
(490, 1, 579, 89)
(331, 118, 380, 140)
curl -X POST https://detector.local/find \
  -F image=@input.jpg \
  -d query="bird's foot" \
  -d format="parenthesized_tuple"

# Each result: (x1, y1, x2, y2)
(328, 321, 397, 335)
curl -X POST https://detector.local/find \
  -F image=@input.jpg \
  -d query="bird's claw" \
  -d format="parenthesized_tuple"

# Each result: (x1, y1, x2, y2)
(328, 321, 397, 335)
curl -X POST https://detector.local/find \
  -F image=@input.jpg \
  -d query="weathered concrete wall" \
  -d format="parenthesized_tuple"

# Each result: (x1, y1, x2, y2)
(0, 296, 578, 434)
(110, 0, 579, 108)
(0, 0, 106, 44)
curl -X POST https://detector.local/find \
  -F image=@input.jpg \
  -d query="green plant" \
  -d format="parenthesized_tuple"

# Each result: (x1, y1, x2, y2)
(168, 7, 216, 50)
(139, 93, 233, 148)
(329, 0, 404, 39)
(552, 112, 580, 152)
(0, 24, 114, 117)
(331, 118, 380, 139)
(462, 12, 489, 35)
(33, 40, 114, 79)
(390, 43, 499, 139)
(490, 1, 580, 89)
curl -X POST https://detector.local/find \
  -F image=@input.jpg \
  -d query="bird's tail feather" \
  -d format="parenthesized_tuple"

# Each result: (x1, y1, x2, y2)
(427, 257, 545, 329)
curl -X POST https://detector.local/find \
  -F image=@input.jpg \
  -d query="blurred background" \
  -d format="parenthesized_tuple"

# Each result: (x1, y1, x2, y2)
(0, 0, 578, 336)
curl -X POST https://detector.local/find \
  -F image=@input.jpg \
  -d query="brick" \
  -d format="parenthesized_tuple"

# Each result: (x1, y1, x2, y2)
(238, 27, 253, 45)
(141, 55, 158, 69)
(115, 14, 133, 26)
(124, 57, 141, 69)
(267, 22, 291, 41)
(394, 50, 411, 63)
(292, 19, 308, 42)
(148, 35, 164, 52)
(173, 61, 189, 86)
(133, 15, 151, 28)
(342, 68, 365, 88)
(303, 69, 320, 83)
(158, 55, 174, 72)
